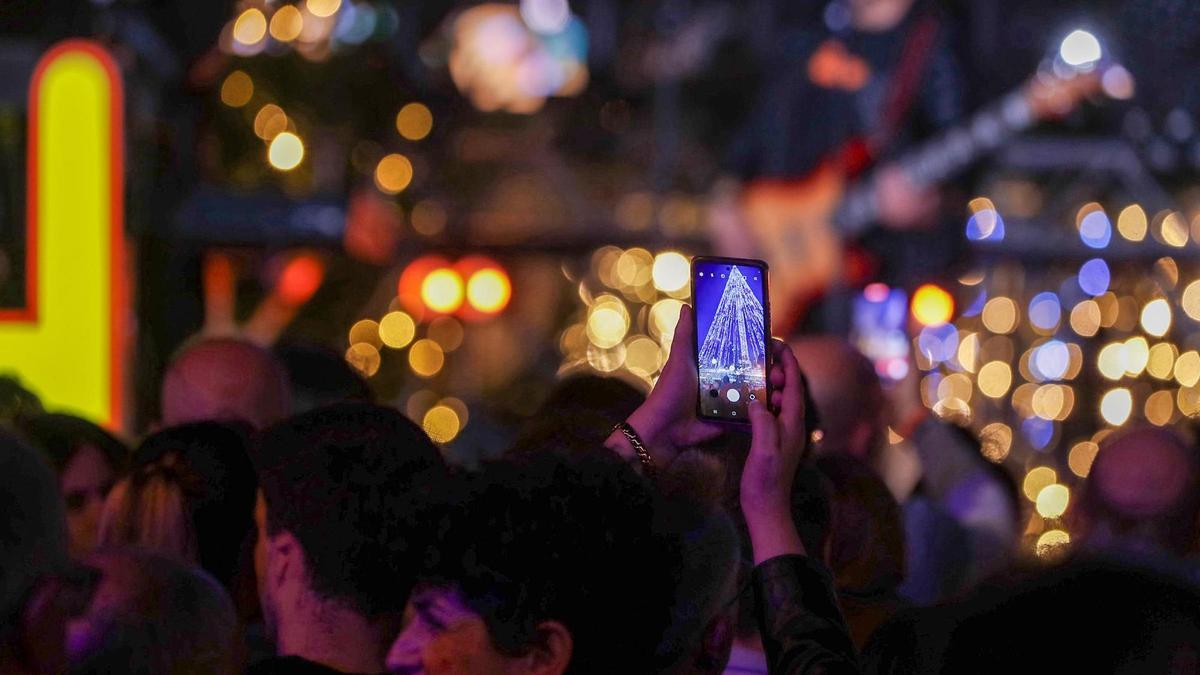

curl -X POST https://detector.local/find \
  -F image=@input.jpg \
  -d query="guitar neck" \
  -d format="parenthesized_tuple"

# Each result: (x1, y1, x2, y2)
(838, 88, 1035, 234)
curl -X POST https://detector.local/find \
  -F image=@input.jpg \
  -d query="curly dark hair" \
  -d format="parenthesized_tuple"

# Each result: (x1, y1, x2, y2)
(254, 402, 444, 617)
(420, 450, 679, 674)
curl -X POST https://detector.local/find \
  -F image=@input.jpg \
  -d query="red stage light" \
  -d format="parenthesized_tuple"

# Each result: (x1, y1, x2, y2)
(278, 254, 325, 306)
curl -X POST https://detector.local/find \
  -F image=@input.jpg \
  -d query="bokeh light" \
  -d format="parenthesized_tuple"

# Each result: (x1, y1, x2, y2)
(422, 405, 461, 443)
(233, 8, 268, 45)
(220, 70, 254, 107)
(1035, 484, 1070, 518)
(374, 153, 413, 194)
(253, 104, 288, 140)
(1124, 337, 1149, 376)
(345, 343, 381, 377)
(1036, 529, 1071, 559)
(1174, 351, 1200, 387)
(1147, 343, 1177, 380)
(625, 336, 665, 377)
(1183, 281, 1200, 321)
(396, 103, 434, 141)
(1100, 388, 1133, 425)
(1023, 466, 1058, 501)
(270, 5, 304, 42)
(306, 0, 342, 19)
(912, 284, 954, 326)
(1060, 29, 1101, 67)
(1028, 292, 1062, 332)
(978, 361, 1013, 399)
(979, 422, 1012, 462)
(277, 254, 325, 305)
(268, 132, 305, 170)
(1117, 204, 1147, 241)
(1140, 299, 1172, 337)
(409, 339, 445, 377)
(348, 319, 382, 348)
(1034, 340, 1070, 380)
(587, 295, 630, 349)
(378, 311, 416, 348)
(651, 252, 690, 293)
(421, 268, 465, 314)
(1077, 258, 1109, 296)
(411, 200, 448, 236)
(965, 197, 1005, 241)
(982, 297, 1018, 334)
(1069, 300, 1101, 337)
(428, 316, 465, 352)
(466, 268, 512, 315)
(1077, 203, 1111, 249)
(1068, 441, 1100, 477)
(1145, 390, 1175, 426)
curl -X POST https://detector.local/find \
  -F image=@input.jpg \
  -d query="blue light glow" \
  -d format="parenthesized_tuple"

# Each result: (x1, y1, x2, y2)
(1079, 210, 1112, 249)
(1022, 416, 1055, 450)
(1077, 258, 1110, 296)
(1028, 292, 1062, 331)
(1034, 340, 1070, 380)
(917, 323, 959, 364)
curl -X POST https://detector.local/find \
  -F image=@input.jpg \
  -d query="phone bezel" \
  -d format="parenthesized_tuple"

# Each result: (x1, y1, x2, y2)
(691, 255, 772, 425)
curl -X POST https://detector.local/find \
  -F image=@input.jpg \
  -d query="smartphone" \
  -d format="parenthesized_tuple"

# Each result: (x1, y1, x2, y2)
(692, 256, 771, 424)
(851, 284, 910, 383)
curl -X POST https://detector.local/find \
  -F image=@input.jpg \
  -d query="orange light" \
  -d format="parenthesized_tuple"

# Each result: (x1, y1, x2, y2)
(467, 268, 511, 314)
(421, 268, 464, 314)
(277, 254, 325, 306)
(912, 284, 954, 326)
(397, 255, 449, 316)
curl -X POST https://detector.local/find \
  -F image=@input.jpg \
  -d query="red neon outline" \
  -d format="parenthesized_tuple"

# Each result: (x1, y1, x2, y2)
(0, 40, 125, 427)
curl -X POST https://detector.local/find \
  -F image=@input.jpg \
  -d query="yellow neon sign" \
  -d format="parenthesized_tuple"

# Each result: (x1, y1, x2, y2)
(0, 40, 125, 428)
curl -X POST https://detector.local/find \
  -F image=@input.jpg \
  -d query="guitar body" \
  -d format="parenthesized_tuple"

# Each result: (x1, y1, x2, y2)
(737, 162, 849, 335)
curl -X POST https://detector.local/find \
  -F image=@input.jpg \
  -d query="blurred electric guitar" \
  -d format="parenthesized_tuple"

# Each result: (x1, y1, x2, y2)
(723, 60, 1129, 334)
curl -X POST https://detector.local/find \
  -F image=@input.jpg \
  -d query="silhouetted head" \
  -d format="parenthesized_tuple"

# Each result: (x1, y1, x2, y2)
(789, 336, 885, 460)
(274, 342, 373, 414)
(254, 402, 444, 660)
(161, 338, 291, 429)
(1074, 426, 1200, 556)
(67, 549, 237, 674)
(388, 451, 678, 675)
(12, 413, 128, 559)
(511, 374, 647, 455)
(99, 421, 257, 597)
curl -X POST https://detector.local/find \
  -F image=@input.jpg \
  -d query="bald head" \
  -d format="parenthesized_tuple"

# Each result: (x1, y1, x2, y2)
(1077, 426, 1200, 555)
(162, 338, 291, 429)
(790, 336, 885, 460)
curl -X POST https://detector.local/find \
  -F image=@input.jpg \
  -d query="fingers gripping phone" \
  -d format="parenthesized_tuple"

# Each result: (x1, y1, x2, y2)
(692, 256, 771, 424)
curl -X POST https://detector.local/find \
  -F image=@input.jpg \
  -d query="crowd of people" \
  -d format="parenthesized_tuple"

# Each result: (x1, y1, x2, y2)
(3, 304, 1200, 675)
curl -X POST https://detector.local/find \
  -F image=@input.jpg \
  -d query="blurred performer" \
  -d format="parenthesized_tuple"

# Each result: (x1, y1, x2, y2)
(713, 0, 963, 333)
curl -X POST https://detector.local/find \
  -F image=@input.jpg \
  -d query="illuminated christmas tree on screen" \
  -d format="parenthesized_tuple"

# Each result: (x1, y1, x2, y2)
(699, 266, 767, 374)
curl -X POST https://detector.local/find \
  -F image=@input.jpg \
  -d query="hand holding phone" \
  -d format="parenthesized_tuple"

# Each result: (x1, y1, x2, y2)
(691, 257, 771, 424)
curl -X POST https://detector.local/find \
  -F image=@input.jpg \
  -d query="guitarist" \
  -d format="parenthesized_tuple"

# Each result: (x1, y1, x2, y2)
(713, 0, 964, 334)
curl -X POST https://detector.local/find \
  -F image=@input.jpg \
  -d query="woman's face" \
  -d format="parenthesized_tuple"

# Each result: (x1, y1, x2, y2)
(60, 444, 115, 559)
(387, 586, 526, 675)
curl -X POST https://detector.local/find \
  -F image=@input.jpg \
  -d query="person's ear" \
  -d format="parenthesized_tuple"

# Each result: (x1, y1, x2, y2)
(267, 530, 303, 596)
(525, 620, 573, 675)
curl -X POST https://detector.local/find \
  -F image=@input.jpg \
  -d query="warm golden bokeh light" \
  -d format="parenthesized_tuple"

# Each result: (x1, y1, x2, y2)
(269, 5, 304, 41)
(616, 248, 654, 288)
(1183, 281, 1200, 321)
(1117, 204, 1147, 241)
(306, 0, 342, 18)
(650, 298, 684, 343)
(378, 311, 416, 348)
(268, 132, 305, 170)
(1160, 211, 1189, 247)
(466, 268, 512, 314)
(409, 339, 445, 377)
(1097, 342, 1127, 381)
(254, 103, 288, 140)
(977, 360, 1012, 399)
(651, 252, 690, 293)
(957, 332, 979, 373)
(1140, 299, 1172, 337)
(1145, 389, 1175, 426)
(1174, 350, 1200, 387)
(421, 268, 465, 313)
(422, 405, 461, 443)
(396, 102, 434, 141)
(1124, 337, 1149, 376)
(1036, 529, 1071, 559)
(1035, 484, 1070, 518)
(348, 318, 382, 348)
(233, 8, 268, 45)
(374, 153, 414, 194)
(911, 284, 954, 326)
(586, 342, 627, 372)
(979, 422, 1012, 463)
(345, 343, 381, 377)
(625, 336, 664, 377)
(587, 296, 630, 349)
(1068, 441, 1099, 477)
(1023, 466, 1057, 502)
(220, 70, 254, 107)
(1147, 342, 1177, 380)
(982, 297, 1017, 334)
(1100, 388, 1133, 426)
(1069, 300, 1100, 337)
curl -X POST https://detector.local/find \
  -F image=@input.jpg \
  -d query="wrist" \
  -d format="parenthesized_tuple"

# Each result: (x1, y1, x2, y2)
(745, 515, 806, 564)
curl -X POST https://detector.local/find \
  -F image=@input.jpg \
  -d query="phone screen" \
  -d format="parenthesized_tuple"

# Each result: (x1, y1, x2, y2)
(693, 258, 769, 423)
(851, 284, 910, 383)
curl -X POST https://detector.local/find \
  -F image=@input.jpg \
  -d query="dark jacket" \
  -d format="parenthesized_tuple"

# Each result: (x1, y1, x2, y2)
(754, 554, 861, 674)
